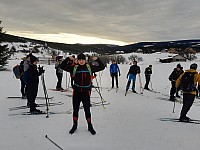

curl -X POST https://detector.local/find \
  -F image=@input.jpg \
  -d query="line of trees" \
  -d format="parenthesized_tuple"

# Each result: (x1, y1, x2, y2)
(0, 21, 10, 70)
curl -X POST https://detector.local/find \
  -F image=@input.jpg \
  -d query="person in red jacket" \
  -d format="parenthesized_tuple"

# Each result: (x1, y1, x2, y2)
(60, 53, 105, 135)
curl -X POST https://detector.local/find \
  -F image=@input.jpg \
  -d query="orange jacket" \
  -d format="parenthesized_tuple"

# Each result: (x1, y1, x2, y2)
(176, 69, 200, 95)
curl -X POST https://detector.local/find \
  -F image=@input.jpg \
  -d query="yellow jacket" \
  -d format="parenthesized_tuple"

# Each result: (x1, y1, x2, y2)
(176, 69, 200, 95)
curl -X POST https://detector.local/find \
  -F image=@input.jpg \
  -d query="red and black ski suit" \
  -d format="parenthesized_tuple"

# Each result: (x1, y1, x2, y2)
(60, 57, 105, 123)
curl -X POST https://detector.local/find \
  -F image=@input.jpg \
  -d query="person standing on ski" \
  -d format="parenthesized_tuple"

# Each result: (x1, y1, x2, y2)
(144, 65, 152, 90)
(176, 63, 200, 122)
(19, 57, 28, 99)
(168, 64, 184, 101)
(55, 55, 64, 90)
(110, 59, 121, 88)
(27, 55, 45, 113)
(60, 53, 105, 135)
(126, 61, 141, 93)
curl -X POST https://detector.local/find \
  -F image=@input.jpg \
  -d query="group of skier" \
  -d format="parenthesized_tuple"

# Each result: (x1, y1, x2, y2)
(109, 59, 152, 93)
(168, 63, 200, 122)
(15, 52, 200, 135)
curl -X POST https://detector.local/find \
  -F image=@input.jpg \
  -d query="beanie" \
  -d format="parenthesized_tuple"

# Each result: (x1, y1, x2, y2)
(190, 63, 197, 70)
(177, 63, 181, 68)
(30, 56, 39, 64)
(77, 53, 86, 60)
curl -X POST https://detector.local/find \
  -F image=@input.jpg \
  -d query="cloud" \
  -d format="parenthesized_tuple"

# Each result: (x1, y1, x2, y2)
(1, 0, 200, 44)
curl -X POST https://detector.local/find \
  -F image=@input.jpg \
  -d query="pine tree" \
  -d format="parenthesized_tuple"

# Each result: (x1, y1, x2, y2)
(0, 21, 10, 69)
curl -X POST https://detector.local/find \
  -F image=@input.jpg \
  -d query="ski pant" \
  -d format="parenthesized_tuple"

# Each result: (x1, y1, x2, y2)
(111, 73, 118, 88)
(126, 74, 136, 91)
(20, 77, 27, 97)
(27, 84, 38, 111)
(72, 91, 92, 123)
(180, 93, 195, 118)
(144, 75, 151, 89)
(56, 72, 63, 89)
(170, 81, 180, 97)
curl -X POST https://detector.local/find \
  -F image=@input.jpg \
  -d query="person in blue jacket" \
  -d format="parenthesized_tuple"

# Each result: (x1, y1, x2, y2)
(110, 59, 120, 88)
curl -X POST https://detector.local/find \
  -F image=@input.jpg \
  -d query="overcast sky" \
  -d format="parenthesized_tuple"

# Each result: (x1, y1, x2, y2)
(1, 0, 200, 45)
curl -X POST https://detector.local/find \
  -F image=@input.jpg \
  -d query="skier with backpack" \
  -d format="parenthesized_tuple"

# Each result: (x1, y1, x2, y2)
(125, 61, 141, 93)
(176, 63, 200, 122)
(19, 57, 28, 99)
(60, 53, 105, 135)
(110, 59, 121, 88)
(168, 64, 184, 101)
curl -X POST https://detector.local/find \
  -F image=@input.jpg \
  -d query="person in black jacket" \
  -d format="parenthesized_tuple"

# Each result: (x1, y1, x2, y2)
(144, 65, 152, 90)
(55, 56, 64, 90)
(27, 55, 45, 113)
(126, 61, 141, 93)
(60, 53, 105, 135)
(169, 64, 184, 101)
(19, 57, 28, 99)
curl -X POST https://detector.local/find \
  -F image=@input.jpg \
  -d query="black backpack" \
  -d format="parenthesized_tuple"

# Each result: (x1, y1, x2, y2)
(180, 72, 196, 92)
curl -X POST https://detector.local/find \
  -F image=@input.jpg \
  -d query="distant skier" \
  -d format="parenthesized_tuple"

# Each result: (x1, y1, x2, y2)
(126, 61, 141, 93)
(110, 59, 121, 88)
(27, 55, 45, 114)
(176, 63, 200, 122)
(144, 65, 152, 90)
(55, 55, 64, 90)
(168, 64, 184, 101)
(60, 53, 105, 135)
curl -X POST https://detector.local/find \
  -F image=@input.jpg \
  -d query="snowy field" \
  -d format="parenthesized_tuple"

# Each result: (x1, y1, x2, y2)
(1, 52, 200, 150)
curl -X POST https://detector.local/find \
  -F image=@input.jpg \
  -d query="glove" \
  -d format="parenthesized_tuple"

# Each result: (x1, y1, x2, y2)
(119, 74, 121, 76)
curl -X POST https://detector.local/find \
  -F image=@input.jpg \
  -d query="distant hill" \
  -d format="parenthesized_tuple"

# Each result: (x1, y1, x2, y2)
(1, 33, 117, 54)
(113, 40, 200, 53)
(1, 33, 200, 54)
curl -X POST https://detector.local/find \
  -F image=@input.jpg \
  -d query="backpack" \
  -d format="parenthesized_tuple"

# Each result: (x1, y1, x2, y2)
(72, 64, 92, 77)
(72, 64, 92, 88)
(13, 64, 23, 79)
(180, 72, 196, 92)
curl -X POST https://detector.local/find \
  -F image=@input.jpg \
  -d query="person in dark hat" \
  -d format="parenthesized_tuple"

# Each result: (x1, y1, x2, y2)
(144, 65, 152, 90)
(168, 64, 184, 101)
(27, 55, 45, 113)
(60, 53, 105, 135)
(176, 63, 200, 122)
(55, 55, 64, 90)
(126, 61, 141, 93)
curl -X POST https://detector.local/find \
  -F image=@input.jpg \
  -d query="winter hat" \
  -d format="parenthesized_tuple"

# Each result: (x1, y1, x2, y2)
(190, 63, 198, 70)
(77, 53, 86, 60)
(30, 55, 39, 63)
(27, 53, 33, 58)
(177, 63, 181, 68)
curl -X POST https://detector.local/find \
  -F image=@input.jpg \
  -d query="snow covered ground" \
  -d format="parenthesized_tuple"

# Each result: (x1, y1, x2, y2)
(1, 52, 200, 150)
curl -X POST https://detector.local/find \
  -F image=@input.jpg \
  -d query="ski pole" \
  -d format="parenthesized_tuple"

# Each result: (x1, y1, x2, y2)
(150, 78, 153, 90)
(66, 72, 68, 89)
(45, 135, 64, 150)
(99, 71, 104, 91)
(41, 74, 49, 118)
(173, 100, 176, 113)
(138, 74, 143, 94)
(94, 87, 106, 109)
